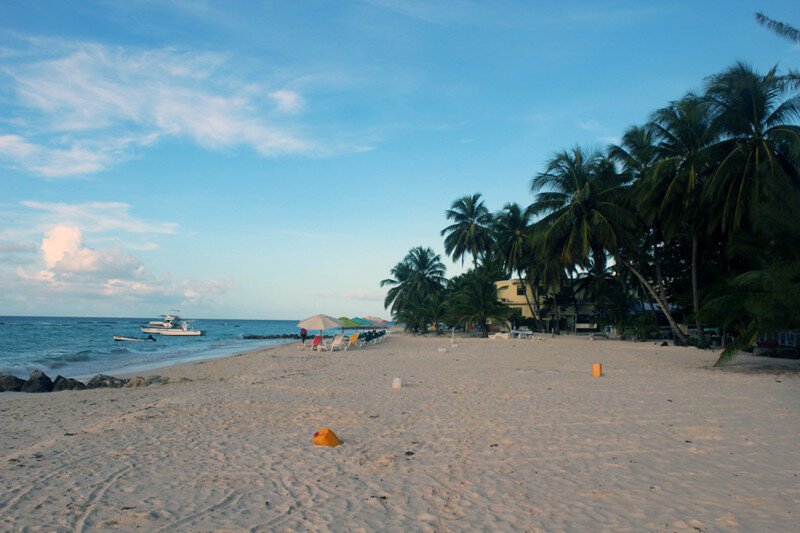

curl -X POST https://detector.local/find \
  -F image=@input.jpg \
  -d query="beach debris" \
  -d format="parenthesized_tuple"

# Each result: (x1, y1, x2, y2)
(591, 363, 603, 377)
(451, 343, 458, 348)
(313, 428, 342, 447)
(22, 370, 54, 393)
(438, 347, 448, 353)
(405, 450, 415, 456)
(392, 377, 402, 389)
(86, 374, 129, 389)
(52, 375, 86, 391)
(0, 374, 26, 392)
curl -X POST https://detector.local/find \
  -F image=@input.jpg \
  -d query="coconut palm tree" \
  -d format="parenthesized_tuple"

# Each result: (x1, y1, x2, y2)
(493, 202, 539, 324)
(755, 12, 800, 43)
(704, 62, 800, 233)
(530, 146, 689, 343)
(646, 95, 718, 343)
(447, 270, 513, 337)
(698, 193, 800, 365)
(441, 193, 493, 268)
(609, 123, 671, 305)
(529, 147, 629, 271)
(381, 246, 446, 317)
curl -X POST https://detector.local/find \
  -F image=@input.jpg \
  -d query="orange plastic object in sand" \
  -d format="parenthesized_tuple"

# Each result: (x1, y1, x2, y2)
(313, 428, 342, 447)
(592, 363, 603, 377)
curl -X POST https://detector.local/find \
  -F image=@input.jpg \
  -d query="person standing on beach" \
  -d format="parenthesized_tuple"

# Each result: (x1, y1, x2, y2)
(300, 327, 308, 344)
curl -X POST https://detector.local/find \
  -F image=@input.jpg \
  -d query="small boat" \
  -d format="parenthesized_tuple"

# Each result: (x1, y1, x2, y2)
(114, 335, 157, 342)
(156, 321, 203, 336)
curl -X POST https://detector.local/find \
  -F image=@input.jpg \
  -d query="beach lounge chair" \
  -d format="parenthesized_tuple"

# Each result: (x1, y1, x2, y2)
(345, 333, 364, 350)
(299, 334, 323, 351)
(325, 334, 346, 351)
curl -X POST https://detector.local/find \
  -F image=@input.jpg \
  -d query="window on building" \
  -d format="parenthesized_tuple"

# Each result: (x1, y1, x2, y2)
(516, 285, 525, 296)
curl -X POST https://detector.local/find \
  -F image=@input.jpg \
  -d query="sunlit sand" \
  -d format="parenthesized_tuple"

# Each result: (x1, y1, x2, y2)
(1, 333, 798, 531)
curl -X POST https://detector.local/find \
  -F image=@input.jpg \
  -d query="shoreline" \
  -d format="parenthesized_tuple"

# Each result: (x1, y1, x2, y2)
(1, 333, 798, 530)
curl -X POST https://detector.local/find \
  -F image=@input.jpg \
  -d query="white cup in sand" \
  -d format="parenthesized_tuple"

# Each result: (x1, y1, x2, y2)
(392, 377, 402, 389)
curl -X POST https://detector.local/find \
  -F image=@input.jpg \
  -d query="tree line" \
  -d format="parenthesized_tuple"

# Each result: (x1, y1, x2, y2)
(382, 14, 800, 365)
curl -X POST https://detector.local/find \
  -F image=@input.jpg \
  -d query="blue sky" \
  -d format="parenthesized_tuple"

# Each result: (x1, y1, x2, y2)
(0, 0, 796, 319)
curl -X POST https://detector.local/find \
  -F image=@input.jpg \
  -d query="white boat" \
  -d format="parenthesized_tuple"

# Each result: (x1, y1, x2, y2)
(156, 321, 203, 336)
(140, 311, 181, 333)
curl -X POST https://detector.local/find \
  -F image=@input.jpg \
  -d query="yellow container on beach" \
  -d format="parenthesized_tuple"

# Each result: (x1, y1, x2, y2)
(592, 363, 602, 377)
(313, 428, 342, 447)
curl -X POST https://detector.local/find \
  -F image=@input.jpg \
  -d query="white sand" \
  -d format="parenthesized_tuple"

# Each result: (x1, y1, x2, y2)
(1, 334, 798, 531)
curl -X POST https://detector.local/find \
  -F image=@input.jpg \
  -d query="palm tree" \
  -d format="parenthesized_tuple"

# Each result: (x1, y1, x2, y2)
(448, 270, 513, 337)
(381, 246, 446, 318)
(441, 193, 493, 268)
(646, 95, 718, 343)
(698, 194, 800, 365)
(609, 123, 670, 304)
(493, 202, 538, 325)
(530, 146, 688, 343)
(755, 12, 800, 43)
(529, 147, 629, 271)
(704, 62, 800, 233)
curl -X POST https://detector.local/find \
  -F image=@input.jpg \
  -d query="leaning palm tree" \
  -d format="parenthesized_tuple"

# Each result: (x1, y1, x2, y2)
(441, 193, 493, 268)
(381, 246, 446, 317)
(704, 62, 800, 233)
(530, 146, 688, 343)
(609, 123, 671, 305)
(493, 202, 538, 324)
(646, 95, 718, 343)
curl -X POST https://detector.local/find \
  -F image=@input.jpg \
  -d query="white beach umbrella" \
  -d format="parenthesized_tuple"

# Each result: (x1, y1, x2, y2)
(297, 314, 342, 333)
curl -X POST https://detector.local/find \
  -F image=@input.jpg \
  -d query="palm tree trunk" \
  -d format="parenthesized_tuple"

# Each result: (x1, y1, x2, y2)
(692, 235, 705, 347)
(567, 270, 579, 333)
(532, 282, 543, 332)
(619, 257, 688, 345)
(517, 270, 539, 329)
(653, 227, 668, 303)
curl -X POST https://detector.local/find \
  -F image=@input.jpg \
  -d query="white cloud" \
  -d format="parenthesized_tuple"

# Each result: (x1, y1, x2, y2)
(15, 224, 234, 304)
(269, 90, 305, 114)
(578, 120, 603, 131)
(40, 225, 143, 277)
(2, 43, 316, 176)
(21, 200, 178, 234)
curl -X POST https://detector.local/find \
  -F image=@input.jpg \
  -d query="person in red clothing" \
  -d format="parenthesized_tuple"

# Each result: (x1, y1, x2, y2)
(300, 327, 308, 344)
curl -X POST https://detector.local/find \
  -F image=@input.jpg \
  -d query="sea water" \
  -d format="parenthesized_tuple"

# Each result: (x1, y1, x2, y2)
(0, 316, 326, 379)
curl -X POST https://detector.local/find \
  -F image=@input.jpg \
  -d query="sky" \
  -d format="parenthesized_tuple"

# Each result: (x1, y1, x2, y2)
(0, 1, 797, 320)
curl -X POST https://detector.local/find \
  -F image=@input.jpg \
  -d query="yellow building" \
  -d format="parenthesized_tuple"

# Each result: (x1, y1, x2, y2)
(495, 279, 539, 319)
(495, 278, 598, 332)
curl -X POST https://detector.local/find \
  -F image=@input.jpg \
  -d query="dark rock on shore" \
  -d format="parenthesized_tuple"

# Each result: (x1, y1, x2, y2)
(243, 333, 302, 340)
(22, 370, 54, 393)
(0, 374, 26, 392)
(86, 374, 129, 388)
(52, 375, 87, 391)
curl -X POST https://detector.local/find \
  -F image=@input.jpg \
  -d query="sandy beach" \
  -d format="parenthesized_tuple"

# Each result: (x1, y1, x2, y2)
(1, 333, 798, 531)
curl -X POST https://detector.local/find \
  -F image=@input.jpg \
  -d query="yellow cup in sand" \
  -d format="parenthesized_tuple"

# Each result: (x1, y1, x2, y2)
(313, 428, 342, 447)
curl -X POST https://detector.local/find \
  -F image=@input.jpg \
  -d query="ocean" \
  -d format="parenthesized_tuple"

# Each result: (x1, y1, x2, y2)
(0, 316, 330, 380)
